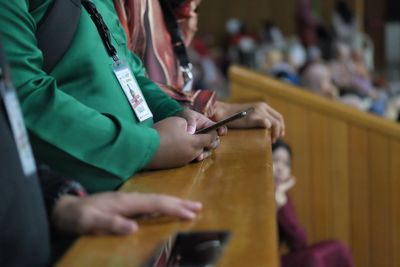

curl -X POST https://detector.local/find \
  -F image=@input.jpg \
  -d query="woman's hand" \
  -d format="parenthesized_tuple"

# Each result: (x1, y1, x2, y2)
(53, 192, 202, 235)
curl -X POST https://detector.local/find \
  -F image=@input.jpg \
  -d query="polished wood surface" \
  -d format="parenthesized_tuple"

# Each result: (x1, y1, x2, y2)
(229, 65, 400, 267)
(57, 130, 279, 267)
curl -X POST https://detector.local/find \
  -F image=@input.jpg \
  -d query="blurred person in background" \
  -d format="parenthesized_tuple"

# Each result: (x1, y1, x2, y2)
(272, 139, 354, 267)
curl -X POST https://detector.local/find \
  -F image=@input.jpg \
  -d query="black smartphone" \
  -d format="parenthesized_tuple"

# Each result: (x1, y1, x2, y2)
(143, 231, 231, 267)
(195, 107, 254, 134)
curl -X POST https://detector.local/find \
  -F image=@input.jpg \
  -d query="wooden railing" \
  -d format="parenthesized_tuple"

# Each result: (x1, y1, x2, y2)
(57, 130, 279, 267)
(229, 65, 400, 267)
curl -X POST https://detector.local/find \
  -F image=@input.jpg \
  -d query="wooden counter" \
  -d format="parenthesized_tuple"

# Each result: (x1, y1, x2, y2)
(57, 129, 279, 267)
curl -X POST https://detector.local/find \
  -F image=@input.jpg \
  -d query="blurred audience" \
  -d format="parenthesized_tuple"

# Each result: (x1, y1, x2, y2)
(332, 0, 357, 47)
(214, 2, 399, 121)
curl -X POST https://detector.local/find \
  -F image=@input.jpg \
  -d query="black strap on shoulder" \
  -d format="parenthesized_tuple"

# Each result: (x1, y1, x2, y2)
(158, 0, 191, 70)
(36, 0, 82, 73)
(159, 0, 194, 91)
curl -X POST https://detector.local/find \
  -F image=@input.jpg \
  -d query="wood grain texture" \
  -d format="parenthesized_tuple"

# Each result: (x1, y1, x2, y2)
(229, 65, 400, 267)
(368, 133, 390, 267)
(229, 87, 314, 236)
(309, 113, 332, 241)
(390, 141, 400, 267)
(57, 130, 279, 267)
(349, 125, 370, 267)
(329, 119, 350, 246)
(285, 105, 313, 237)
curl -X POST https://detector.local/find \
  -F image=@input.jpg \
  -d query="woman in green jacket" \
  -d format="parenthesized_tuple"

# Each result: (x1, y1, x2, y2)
(0, 0, 224, 192)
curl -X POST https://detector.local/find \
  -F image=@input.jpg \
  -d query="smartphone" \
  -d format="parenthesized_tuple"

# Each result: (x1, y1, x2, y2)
(195, 107, 254, 134)
(143, 231, 231, 267)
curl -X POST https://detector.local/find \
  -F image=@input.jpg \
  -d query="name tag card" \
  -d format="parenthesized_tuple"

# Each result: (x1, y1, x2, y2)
(113, 63, 153, 122)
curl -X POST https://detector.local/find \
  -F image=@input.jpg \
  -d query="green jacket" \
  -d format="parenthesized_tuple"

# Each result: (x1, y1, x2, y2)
(0, 0, 183, 192)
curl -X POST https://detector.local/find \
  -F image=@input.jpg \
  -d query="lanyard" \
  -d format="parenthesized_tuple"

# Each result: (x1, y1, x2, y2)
(158, 0, 193, 92)
(82, 0, 153, 122)
(82, 0, 120, 64)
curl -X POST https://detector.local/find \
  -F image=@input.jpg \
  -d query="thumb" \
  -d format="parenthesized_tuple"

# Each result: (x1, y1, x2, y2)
(185, 116, 196, 134)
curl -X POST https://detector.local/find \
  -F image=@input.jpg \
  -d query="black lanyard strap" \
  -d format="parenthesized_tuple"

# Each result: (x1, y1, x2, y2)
(158, 0, 190, 68)
(158, 0, 193, 88)
(82, 0, 119, 63)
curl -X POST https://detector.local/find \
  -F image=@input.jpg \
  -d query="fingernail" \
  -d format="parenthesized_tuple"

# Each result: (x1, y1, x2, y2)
(187, 126, 196, 134)
(190, 201, 203, 210)
(120, 222, 137, 234)
(184, 211, 197, 219)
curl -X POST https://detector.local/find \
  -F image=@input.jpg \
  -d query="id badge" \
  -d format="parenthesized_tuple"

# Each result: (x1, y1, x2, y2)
(1, 83, 36, 177)
(113, 62, 153, 122)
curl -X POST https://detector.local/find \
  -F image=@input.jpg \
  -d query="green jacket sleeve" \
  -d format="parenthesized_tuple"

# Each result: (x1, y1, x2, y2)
(0, 0, 160, 189)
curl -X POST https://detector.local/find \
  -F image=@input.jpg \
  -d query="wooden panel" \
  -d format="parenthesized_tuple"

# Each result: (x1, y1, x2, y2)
(368, 133, 391, 267)
(57, 130, 279, 267)
(268, 0, 296, 35)
(309, 113, 332, 241)
(198, 0, 349, 41)
(231, 82, 313, 234)
(354, 0, 365, 32)
(285, 106, 312, 235)
(349, 125, 370, 267)
(329, 119, 350, 246)
(390, 141, 400, 267)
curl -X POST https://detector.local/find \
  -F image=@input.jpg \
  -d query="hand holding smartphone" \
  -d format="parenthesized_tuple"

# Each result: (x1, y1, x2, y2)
(195, 107, 254, 134)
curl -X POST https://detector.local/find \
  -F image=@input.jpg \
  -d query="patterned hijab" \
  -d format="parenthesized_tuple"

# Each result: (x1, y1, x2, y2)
(114, 0, 216, 117)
